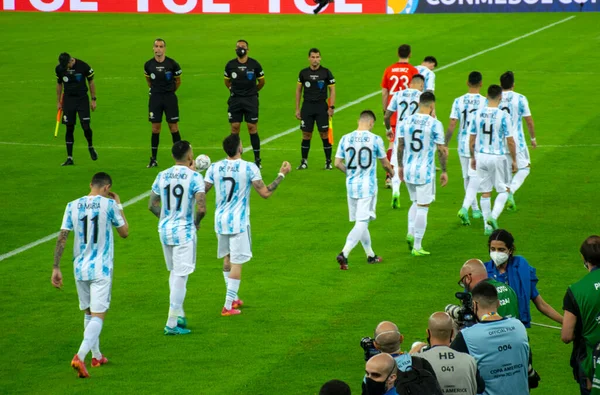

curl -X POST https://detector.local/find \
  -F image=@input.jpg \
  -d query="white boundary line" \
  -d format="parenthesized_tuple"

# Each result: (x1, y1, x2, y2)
(531, 322, 561, 330)
(0, 16, 576, 263)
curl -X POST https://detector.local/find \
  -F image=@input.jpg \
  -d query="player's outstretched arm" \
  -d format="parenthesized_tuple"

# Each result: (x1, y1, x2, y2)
(252, 162, 291, 199)
(194, 192, 206, 229)
(445, 118, 457, 146)
(148, 192, 161, 219)
(52, 229, 69, 289)
(334, 157, 346, 173)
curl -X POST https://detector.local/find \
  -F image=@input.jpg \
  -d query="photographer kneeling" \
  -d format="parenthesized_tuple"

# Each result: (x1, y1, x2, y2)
(451, 281, 531, 394)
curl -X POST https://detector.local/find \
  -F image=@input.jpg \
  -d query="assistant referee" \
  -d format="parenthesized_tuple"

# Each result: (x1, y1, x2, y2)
(144, 38, 182, 168)
(295, 48, 336, 170)
(55, 52, 97, 166)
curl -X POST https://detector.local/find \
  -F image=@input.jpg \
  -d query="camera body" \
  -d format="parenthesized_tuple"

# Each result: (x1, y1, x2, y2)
(445, 291, 477, 329)
(360, 337, 381, 361)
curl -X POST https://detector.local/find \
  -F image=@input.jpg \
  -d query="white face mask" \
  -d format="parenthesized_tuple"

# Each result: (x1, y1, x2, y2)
(490, 251, 509, 267)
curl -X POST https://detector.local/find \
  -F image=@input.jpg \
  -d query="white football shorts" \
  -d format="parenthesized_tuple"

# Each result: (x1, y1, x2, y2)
(76, 277, 112, 313)
(476, 153, 510, 193)
(406, 181, 436, 205)
(459, 155, 477, 179)
(347, 195, 377, 222)
(217, 226, 252, 264)
(162, 238, 197, 276)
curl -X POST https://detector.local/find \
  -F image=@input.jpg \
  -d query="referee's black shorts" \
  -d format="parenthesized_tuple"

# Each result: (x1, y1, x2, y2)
(62, 95, 91, 126)
(300, 101, 329, 133)
(149, 92, 179, 123)
(227, 95, 259, 124)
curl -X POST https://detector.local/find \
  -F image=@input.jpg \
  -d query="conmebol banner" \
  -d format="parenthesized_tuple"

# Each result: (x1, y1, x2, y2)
(388, 0, 599, 13)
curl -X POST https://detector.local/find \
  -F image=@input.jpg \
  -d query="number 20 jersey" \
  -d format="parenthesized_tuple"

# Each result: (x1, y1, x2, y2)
(204, 159, 262, 235)
(335, 131, 386, 199)
(151, 165, 205, 246)
(397, 114, 444, 185)
(61, 196, 125, 281)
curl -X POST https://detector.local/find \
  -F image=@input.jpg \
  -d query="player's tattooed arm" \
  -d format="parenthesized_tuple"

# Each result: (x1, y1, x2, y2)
(437, 145, 448, 172)
(267, 175, 284, 192)
(397, 137, 405, 169)
(204, 182, 213, 194)
(194, 192, 206, 229)
(445, 119, 457, 146)
(148, 192, 161, 218)
(53, 230, 69, 269)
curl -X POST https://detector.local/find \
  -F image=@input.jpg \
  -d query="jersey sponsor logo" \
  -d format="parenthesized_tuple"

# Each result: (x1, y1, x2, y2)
(317, 80, 325, 89)
(247, 70, 255, 80)
(231, 72, 237, 79)
(305, 81, 311, 88)
(150, 73, 156, 79)
(165, 71, 173, 81)
(75, 73, 82, 82)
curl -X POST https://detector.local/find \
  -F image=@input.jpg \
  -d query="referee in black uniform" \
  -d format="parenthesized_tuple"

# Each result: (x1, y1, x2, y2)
(55, 53, 97, 166)
(144, 38, 182, 168)
(224, 40, 265, 168)
(295, 48, 336, 170)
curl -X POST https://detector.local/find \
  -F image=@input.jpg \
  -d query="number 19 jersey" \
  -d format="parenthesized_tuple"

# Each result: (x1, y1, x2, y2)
(151, 165, 205, 246)
(335, 130, 386, 199)
(205, 159, 262, 235)
(397, 114, 445, 185)
(61, 195, 125, 281)
(469, 108, 514, 156)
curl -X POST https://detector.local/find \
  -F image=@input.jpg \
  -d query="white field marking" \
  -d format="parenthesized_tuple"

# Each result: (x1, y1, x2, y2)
(530, 322, 561, 330)
(0, 16, 576, 263)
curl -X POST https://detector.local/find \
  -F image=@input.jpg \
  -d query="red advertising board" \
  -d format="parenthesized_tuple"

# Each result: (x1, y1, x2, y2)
(0, 0, 387, 13)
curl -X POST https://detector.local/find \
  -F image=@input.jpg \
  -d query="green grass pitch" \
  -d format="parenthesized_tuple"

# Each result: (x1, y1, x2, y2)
(0, 11, 599, 394)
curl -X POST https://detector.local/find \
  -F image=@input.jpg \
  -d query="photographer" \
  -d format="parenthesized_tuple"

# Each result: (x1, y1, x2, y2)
(561, 235, 600, 395)
(411, 312, 485, 394)
(362, 353, 398, 395)
(451, 281, 531, 394)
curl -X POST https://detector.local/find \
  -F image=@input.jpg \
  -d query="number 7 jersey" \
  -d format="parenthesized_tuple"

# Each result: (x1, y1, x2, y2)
(151, 165, 205, 246)
(204, 159, 262, 235)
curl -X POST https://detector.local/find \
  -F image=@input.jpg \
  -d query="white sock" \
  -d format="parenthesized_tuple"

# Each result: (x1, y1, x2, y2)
(462, 175, 481, 210)
(342, 221, 368, 257)
(510, 167, 530, 194)
(167, 273, 188, 328)
(408, 203, 418, 236)
(84, 314, 102, 359)
(77, 317, 103, 361)
(392, 175, 401, 195)
(463, 178, 469, 193)
(225, 278, 241, 310)
(359, 223, 375, 257)
(414, 206, 429, 250)
(223, 271, 229, 288)
(492, 192, 509, 220)
(481, 197, 492, 223)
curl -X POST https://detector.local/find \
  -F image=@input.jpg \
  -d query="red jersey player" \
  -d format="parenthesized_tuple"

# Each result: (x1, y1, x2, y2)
(381, 44, 419, 187)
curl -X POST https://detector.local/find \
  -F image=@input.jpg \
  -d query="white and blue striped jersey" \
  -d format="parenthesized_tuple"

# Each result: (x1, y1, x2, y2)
(500, 91, 531, 153)
(397, 113, 445, 185)
(151, 165, 205, 246)
(450, 93, 487, 157)
(205, 159, 262, 235)
(335, 130, 386, 199)
(469, 107, 514, 156)
(387, 88, 422, 133)
(61, 195, 125, 281)
(416, 65, 436, 92)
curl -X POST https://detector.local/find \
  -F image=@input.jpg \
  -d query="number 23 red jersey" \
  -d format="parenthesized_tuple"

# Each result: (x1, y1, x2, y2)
(381, 62, 420, 105)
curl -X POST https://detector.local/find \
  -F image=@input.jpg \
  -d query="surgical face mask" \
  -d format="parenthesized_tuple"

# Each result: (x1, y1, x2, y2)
(490, 251, 509, 267)
(363, 377, 387, 395)
(235, 47, 247, 58)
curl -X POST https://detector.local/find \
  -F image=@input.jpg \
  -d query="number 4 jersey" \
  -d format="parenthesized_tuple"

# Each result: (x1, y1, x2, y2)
(204, 159, 262, 235)
(151, 165, 205, 246)
(61, 196, 125, 281)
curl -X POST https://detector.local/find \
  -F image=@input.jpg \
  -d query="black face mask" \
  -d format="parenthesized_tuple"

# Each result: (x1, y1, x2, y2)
(363, 377, 388, 395)
(236, 47, 247, 58)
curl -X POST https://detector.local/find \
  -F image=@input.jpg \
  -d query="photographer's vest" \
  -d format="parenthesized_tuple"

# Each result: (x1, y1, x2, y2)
(568, 268, 600, 378)
(487, 278, 520, 320)
(419, 346, 479, 395)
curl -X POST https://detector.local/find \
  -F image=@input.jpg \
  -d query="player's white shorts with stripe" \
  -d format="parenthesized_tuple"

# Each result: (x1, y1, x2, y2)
(514, 148, 531, 169)
(348, 195, 377, 222)
(217, 227, 252, 264)
(476, 153, 510, 193)
(406, 182, 436, 205)
(459, 155, 477, 179)
(76, 278, 112, 313)
(162, 238, 197, 276)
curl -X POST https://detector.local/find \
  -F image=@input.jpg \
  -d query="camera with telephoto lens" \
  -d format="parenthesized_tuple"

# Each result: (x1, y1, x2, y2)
(445, 291, 476, 329)
(360, 337, 381, 361)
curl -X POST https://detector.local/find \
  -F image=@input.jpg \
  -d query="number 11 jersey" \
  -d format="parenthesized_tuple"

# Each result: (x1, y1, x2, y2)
(205, 159, 262, 235)
(151, 165, 205, 246)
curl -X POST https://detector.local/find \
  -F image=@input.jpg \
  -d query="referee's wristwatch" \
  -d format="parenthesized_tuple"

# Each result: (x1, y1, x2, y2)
(329, 105, 335, 109)
(91, 97, 97, 101)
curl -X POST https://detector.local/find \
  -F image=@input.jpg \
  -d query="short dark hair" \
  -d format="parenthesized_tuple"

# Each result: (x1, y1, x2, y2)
(398, 44, 411, 58)
(411, 74, 425, 83)
(91, 172, 112, 187)
(471, 280, 499, 307)
(488, 229, 515, 253)
(581, 236, 600, 267)
(237, 39, 249, 47)
(308, 48, 320, 56)
(319, 380, 351, 395)
(154, 38, 166, 46)
(172, 140, 192, 161)
(58, 52, 71, 70)
(487, 84, 503, 100)
(359, 110, 376, 122)
(468, 71, 482, 86)
(420, 91, 435, 105)
(223, 134, 241, 158)
(500, 71, 514, 90)
(423, 56, 438, 67)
